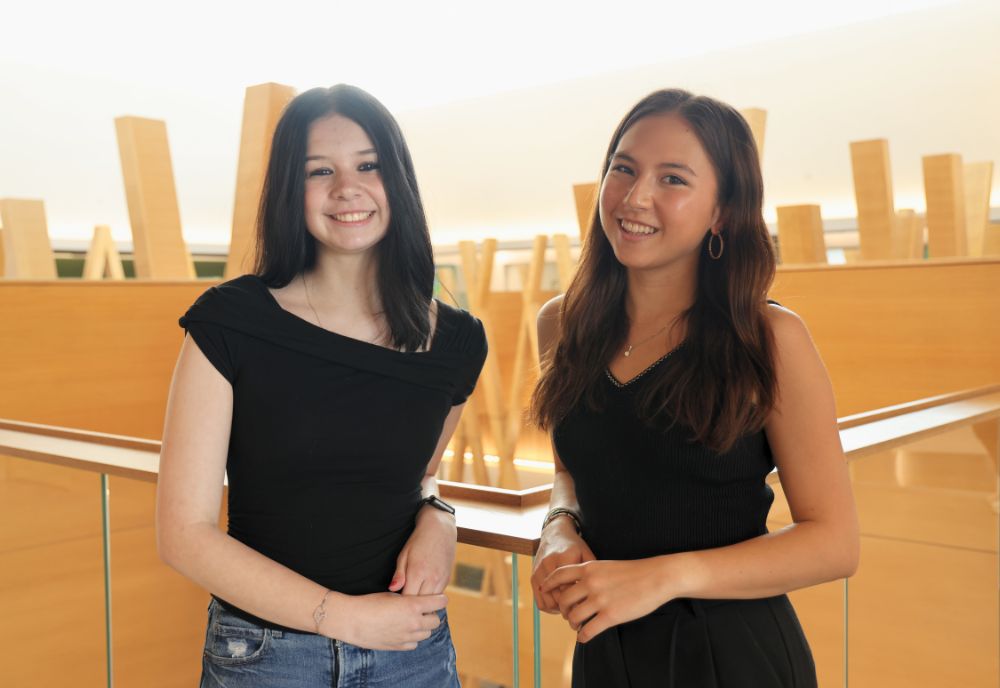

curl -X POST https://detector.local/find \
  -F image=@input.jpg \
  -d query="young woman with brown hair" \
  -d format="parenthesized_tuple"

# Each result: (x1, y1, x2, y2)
(530, 89, 858, 687)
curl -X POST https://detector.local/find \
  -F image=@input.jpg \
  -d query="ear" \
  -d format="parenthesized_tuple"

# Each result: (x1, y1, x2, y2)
(708, 206, 724, 234)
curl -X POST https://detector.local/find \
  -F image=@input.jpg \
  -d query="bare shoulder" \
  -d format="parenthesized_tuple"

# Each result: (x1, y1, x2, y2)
(536, 294, 565, 361)
(765, 303, 815, 358)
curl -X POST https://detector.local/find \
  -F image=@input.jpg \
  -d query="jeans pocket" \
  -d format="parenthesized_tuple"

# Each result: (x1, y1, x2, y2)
(203, 622, 270, 666)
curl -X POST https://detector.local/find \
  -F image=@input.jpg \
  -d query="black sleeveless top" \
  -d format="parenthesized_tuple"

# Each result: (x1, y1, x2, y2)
(553, 349, 775, 561)
(178, 275, 487, 603)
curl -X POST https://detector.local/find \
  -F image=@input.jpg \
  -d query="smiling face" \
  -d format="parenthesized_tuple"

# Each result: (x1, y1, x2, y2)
(303, 114, 390, 258)
(599, 112, 721, 274)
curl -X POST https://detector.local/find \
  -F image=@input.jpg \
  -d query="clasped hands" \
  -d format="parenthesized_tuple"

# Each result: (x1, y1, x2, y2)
(531, 522, 674, 643)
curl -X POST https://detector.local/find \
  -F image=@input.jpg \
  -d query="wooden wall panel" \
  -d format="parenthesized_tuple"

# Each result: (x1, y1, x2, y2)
(0, 198, 56, 278)
(771, 259, 1000, 416)
(225, 83, 296, 279)
(850, 139, 896, 261)
(776, 204, 827, 264)
(923, 153, 968, 258)
(115, 117, 194, 279)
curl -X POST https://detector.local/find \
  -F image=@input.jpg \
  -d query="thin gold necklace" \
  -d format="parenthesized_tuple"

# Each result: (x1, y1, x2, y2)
(302, 274, 385, 345)
(623, 323, 670, 358)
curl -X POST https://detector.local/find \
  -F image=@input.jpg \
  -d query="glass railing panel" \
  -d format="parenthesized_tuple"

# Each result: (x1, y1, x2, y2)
(106, 474, 208, 687)
(846, 425, 999, 687)
(768, 479, 847, 687)
(0, 455, 108, 687)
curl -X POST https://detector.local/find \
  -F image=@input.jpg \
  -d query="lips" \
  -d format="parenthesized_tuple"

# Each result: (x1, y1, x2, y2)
(619, 218, 658, 235)
(329, 211, 375, 223)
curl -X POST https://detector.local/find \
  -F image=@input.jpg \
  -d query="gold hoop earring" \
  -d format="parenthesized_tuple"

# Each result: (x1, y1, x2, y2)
(708, 232, 724, 260)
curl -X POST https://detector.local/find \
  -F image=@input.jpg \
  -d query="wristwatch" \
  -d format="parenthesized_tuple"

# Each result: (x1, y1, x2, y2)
(419, 494, 456, 515)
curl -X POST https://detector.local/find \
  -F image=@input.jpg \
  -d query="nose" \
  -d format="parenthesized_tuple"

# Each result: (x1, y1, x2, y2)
(329, 171, 361, 200)
(624, 173, 654, 210)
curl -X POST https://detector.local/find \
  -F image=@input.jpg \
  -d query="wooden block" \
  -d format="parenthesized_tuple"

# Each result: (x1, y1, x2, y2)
(922, 153, 968, 258)
(552, 233, 575, 290)
(985, 223, 1000, 256)
(850, 139, 895, 261)
(963, 161, 994, 258)
(776, 204, 827, 264)
(225, 83, 296, 279)
(740, 107, 767, 159)
(115, 117, 195, 279)
(0, 199, 56, 278)
(573, 182, 598, 241)
(894, 210, 924, 259)
(82, 225, 125, 280)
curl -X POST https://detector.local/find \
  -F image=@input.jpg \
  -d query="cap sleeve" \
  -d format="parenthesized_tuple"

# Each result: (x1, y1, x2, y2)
(178, 287, 242, 385)
(451, 316, 488, 406)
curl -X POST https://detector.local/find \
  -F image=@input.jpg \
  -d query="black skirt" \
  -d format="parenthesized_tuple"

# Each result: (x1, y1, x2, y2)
(572, 595, 817, 688)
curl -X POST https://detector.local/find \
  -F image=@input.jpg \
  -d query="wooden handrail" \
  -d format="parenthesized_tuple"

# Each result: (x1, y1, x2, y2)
(2, 385, 999, 554)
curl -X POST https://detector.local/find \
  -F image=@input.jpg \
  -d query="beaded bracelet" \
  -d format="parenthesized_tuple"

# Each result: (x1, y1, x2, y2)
(542, 507, 583, 534)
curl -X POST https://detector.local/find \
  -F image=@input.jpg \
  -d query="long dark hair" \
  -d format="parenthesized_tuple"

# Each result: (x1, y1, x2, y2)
(531, 89, 777, 454)
(253, 84, 434, 352)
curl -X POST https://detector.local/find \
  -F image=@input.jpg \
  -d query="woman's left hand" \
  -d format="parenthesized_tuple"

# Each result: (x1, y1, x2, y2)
(389, 506, 457, 596)
(540, 557, 678, 642)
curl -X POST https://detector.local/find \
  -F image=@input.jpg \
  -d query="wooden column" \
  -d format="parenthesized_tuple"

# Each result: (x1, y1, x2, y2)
(850, 139, 896, 261)
(0, 199, 56, 278)
(963, 161, 994, 258)
(573, 182, 598, 240)
(740, 107, 767, 159)
(225, 83, 296, 279)
(552, 233, 575, 290)
(894, 210, 924, 259)
(82, 225, 125, 280)
(922, 153, 968, 258)
(115, 117, 195, 279)
(776, 205, 826, 264)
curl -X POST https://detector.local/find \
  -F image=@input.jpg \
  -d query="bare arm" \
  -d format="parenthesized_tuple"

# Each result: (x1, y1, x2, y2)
(156, 336, 444, 650)
(389, 403, 464, 595)
(542, 306, 859, 641)
(529, 295, 597, 612)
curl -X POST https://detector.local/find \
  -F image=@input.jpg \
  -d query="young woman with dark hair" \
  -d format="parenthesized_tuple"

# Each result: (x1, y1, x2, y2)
(530, 89, 858, 687)
(157, 84, 486, 687)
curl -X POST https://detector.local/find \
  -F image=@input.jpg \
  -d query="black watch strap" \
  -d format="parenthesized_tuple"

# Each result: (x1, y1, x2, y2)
(419, 494, 456, 515)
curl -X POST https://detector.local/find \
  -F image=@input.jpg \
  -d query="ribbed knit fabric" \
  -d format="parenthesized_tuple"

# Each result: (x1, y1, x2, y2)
(553, 359, 775, 562)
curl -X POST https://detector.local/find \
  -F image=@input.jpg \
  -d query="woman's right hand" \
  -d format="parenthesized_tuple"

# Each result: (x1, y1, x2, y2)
(531, 518, 596, 613)
(326, 591, 447, 651)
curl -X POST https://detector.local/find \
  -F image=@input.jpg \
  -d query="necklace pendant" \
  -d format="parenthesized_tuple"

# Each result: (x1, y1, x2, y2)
(623, 346, 632, 358)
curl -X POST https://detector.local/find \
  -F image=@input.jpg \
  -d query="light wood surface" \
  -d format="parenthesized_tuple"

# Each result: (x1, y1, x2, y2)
(776, 204, 827, 264)
(923, 153, 968, 258)
(894, 209, 924, 259)
(850, 139, 896, 261)
(572, 182, 597, 240)
(0, 198, 56, 278)
(0, 228, 5, 277)
(115, 117, 195, 279)
(224, 83, 296, 279)
(82, 225, 125, 280)
(963, 161, 994, 258)
(739, 107, 767, 158)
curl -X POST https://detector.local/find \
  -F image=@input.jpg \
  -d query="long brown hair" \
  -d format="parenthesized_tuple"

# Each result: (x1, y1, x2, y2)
(531, 89, 777, 454)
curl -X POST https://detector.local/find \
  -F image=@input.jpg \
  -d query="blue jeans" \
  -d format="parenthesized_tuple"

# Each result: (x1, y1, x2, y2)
(200, 598, 459, 687)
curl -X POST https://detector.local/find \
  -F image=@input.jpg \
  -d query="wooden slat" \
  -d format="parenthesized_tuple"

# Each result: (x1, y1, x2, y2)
(776, 204, 827, 264)
(894, 209, 924, 259)
(850, 139, 896, 261)
(963, 161, 994, 258)
(552, 233, 575, 290)
(115, 117, 195, 279)
(740, 107, 767, 159)
(0, 199, 56, 278)
(225, 83, 296, 279)
(923, 153, 968, 258)
(82, 225, 125, 280)
(572, 182, 597, 240)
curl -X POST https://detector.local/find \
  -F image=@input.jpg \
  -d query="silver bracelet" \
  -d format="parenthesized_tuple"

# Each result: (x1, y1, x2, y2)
(313, 589, 332, 633)
(542, 507, 582, 534)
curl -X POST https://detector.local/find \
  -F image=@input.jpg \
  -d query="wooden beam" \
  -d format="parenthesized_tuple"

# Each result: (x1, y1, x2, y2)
(894, 210, 924, 259)
(225, 83, 296, 279)
(115, 116, 195, 279)
(0, 228, 5, 277)
(740, 107, 767, 159)
(850, 139, 896, 261)
(82, 225, 125, 280)
(572, 182, 598, 241)
(963, 161, 993, 258)
(0, 199, 56, 278)
(923, 153, 968, 258)
(776, 204, 827, 264)
(552, 233, 575, 291)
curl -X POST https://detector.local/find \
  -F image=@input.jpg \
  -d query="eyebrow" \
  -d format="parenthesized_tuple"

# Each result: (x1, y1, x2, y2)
(613, 152, 697, 177)
(305, 148, 378, 162)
